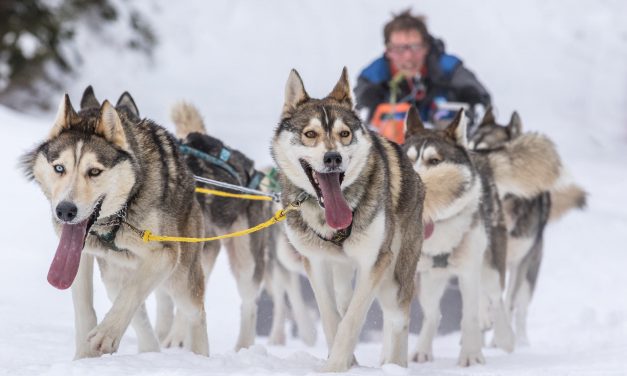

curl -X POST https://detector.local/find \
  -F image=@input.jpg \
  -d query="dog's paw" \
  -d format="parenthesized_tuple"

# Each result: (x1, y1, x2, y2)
(267, 331, 286, 346)
(318, 354, 357, 373)
(162, 331, 185, 349)
(457, 349, 485, 367)
(73, 346, 101, 360)
(298, 324, 317, 347)
(87, 325, 122, 355)
(491, 329, 515, 353)
(412, 351, 433, 363)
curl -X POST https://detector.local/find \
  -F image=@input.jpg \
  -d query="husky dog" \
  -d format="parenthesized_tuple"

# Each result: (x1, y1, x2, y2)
(21, 87, 210, 359)
(170, 102, 270, 351)
(271, 68, 425, 372)
(403, 107, 512, 366)
(469, 109, 587, 344)
(403, 105, 568, 365)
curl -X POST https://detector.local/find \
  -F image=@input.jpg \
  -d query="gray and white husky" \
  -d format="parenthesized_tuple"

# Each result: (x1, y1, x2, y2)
(21, 87, 210, 359)
(271, 68, 425, 372)
(469, 109, 587, 344)
(403, 106, 565, 365)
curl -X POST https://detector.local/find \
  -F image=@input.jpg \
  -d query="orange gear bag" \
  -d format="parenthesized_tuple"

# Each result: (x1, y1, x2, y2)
(370, 102, 411, 144)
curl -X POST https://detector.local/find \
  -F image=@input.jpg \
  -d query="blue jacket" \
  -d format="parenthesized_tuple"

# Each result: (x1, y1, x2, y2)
(355, 38, 490, 122)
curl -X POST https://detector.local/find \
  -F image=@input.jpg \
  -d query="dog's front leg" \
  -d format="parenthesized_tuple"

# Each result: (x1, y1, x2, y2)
(87, 251, 172, 355)
(321, 254, 391, 372)
(458, 262, 485, 366)
(72, 253, 98, 359)
(304, 258, 341, 351)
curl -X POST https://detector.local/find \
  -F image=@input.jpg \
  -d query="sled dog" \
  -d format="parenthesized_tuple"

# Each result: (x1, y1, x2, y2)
(162, 101, 271, 351)
(21, 87, 210, 359)
(271, 68, 425, 371)
(469, 109, 587, 344)
(403, 106, 565, 365)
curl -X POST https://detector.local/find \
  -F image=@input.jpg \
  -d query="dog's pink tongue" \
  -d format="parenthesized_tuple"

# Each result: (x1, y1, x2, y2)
(316, 172, 352, 230)
(424, 220, 434, 240)
(48, 220, 89, 290)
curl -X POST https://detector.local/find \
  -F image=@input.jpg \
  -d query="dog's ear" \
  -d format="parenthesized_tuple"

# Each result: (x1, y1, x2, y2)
(282, 69, 309, 117)
(508, 111, 522, 139)
(48, 94, 78, 139)
(116, 91, 140, 118)
(444, 109, 468, 148)
(96, 101, 129, 150)
(404, 106, 425, 137)
(80, 85, 100, 110)
(479, 106, 496, 127)
(326, 67, 353, 109)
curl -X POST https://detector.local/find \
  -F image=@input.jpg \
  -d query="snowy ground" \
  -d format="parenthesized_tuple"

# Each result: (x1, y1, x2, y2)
(2, 1, 627, 375)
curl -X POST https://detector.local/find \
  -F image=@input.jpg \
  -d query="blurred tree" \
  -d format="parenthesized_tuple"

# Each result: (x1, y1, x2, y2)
(0, 0, 156, 111)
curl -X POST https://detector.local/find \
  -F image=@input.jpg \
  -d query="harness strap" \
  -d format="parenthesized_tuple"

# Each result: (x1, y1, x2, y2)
(178, 144, 243, 185)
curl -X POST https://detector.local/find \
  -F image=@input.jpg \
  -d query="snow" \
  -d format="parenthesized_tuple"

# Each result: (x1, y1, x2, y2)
(2, 1, 627, 375)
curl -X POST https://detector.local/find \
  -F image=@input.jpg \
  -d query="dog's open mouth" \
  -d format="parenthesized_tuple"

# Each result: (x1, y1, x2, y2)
(300, 160, 352, 230)
(47, 197, 104, 290)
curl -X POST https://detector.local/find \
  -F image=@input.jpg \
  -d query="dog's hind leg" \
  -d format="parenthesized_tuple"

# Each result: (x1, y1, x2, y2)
(165, 251, 209, 356)
(304, 258, 341, 351)
(224, 222, 263, 351)
(333, 263, 354, 316)
(72, 253, 98, 359)
(99, 260, 160, 353)
(412, 271, 449, 363)
(514, 239, 542, 346)
(286, 272, 316, 346)
(155, 289, 173, 343)
(378, 272, 410, 366)
(482, 264, 515, 353)
(267, 263, 288, 346)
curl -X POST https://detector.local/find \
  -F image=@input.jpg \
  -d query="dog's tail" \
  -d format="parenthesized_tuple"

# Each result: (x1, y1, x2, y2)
(171, 101, 206, 138)
(489, 132, 563, 198)
(549, 183, 587, 222)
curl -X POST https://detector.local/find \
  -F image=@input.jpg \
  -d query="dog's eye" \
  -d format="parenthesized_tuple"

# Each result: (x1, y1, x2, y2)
(428, 158, 441, 166)
(88, 168, 102, 177)
(304, 130, 317, 139)
(53, 164, 65, 174)
(339, 130, 351, 138)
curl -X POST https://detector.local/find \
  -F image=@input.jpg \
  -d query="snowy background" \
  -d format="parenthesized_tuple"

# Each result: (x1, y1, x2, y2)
(2, 0, 627, 375)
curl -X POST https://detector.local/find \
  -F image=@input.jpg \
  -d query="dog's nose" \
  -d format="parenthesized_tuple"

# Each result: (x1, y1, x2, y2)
(56, 201, 78, 222)
(323, 151, 342, 170)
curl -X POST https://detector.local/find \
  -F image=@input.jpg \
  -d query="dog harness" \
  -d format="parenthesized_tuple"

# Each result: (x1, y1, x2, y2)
(89, 204, 129, 253)
(178, 143, 265, 191)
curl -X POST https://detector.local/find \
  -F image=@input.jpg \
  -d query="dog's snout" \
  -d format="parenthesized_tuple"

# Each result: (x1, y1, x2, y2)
(56, 201, 78, 222)
(323, 151, 342, 170)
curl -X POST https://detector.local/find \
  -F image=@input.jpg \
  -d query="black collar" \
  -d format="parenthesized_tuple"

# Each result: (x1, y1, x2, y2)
(89, 204, 129, 253)
(315, 220, 354, 247)
(431, 253, 450, 268)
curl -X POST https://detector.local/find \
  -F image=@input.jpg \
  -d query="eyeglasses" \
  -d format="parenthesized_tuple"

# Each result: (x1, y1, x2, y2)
(386, 43, 426, 55)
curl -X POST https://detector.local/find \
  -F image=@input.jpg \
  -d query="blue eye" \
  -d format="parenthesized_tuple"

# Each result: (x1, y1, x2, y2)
(54, 164, 65, 174)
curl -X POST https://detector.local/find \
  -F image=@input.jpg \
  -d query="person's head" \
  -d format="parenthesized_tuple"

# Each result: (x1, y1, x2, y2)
(383, 10, 430, 78)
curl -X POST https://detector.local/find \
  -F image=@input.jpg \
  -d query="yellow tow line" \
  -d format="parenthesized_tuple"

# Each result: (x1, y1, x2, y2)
(121, 189, 308, 244)
(194, 187, 273, 201)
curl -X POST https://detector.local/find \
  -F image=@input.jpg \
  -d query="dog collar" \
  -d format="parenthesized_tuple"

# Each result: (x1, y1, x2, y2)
(89, 203, 131, 253)
(316, 222, 354, 247)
